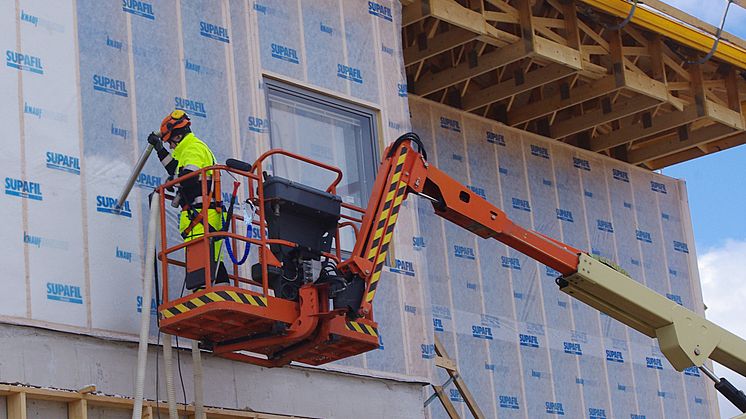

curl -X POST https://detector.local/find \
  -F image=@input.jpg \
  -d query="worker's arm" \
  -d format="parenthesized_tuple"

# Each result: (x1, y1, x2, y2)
(148, 133, 179, 176)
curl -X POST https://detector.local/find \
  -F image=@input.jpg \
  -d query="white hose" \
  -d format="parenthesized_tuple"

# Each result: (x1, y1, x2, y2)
(192, 340, 205, 419)
(132, 192, 160, 419)
(162, 333, 179, 419)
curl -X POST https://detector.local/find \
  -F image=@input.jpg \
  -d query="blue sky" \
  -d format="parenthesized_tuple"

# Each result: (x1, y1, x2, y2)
(653, 2, 746, 417)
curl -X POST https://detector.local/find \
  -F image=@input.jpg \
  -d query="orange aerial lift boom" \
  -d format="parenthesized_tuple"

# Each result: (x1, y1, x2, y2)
(156, 133, 746, 413)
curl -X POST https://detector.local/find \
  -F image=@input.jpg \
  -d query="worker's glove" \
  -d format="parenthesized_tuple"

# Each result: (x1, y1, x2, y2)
(147, 132, 164, 151)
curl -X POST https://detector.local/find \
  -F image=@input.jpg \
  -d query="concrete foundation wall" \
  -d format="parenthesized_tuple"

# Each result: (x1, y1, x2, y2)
(0, 324, 425, 419)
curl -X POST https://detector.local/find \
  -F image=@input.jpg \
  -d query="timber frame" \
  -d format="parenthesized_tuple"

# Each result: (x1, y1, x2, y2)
(0, 383, 310, 419)
(401, 0, 746, 169)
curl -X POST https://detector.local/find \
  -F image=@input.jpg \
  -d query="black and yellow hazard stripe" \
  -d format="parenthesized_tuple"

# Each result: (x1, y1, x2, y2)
(365, 147, 409, 304)
(161, 290, 267, 319)
(345, 321, 378, 337)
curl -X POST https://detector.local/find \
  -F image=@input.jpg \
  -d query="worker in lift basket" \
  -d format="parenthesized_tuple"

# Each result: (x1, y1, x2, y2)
(147, 110, 229, 291)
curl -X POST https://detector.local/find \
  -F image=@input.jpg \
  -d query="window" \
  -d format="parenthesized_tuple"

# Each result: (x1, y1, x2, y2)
(264, 79, 379, 251)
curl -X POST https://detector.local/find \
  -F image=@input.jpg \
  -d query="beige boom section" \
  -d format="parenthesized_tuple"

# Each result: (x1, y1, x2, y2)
(401, 0, 746, 169)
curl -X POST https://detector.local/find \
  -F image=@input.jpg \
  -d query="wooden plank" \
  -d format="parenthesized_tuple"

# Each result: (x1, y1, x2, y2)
(533, 36, 582, 70)
(628, 123, 736, 164)
(68, 400, 88, 419)
(413, 41, 530, 95)
(431, 385, 461, 418)
(551, 95, 661, 138)
(8, 392, 27, 419)
(706, 99, 746, 129)
(402, 0, 429, 26)
(433, 336, 486, 419)
(463, 63, 576, 111)
(590, 106, 703, 152)
(403, 28, 478, 65)
(428, 0, 518, 44)
(435, 355, 458, 371)
(508, 75, 620, 125)
(647, 147, 705, 170)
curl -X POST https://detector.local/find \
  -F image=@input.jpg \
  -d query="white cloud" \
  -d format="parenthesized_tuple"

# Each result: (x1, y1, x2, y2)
(698, 239, 746, 418)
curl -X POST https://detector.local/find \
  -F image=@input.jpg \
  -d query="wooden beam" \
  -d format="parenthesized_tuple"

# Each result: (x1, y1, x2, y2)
(562, 0, 582, 50)
(551, 95, 661, 138)
(508, 75, 620, 125)
(69, 400, 88, 419)
(431, 385, 461, 418)
(402, 0, 430, 26)
(403, 28, 478, 65)
(8, 392, 27, 419)
(627, 123, 736, 164)
(706, 99, 746, 130)
(590, 106, 703, 152)
(413, 41, 530, 96)
(434, 336, 486, 419)
(462, 63, 576, 111)
(533, 36, 582, 70)
(428, 0, 518, 44)
(647, 147, 705, 170)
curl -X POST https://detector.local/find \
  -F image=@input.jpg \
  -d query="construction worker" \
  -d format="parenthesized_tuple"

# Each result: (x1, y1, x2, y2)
(148, 110, 228, 291)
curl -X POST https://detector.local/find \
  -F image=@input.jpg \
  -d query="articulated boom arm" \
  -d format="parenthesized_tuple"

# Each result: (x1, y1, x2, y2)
(344, 133, 746, 405)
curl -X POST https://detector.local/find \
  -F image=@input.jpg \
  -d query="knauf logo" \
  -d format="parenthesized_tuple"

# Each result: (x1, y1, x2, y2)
(20, 10, 39, 26)
(122, 0, 155, 20)
(433, 305, 452, 319)
(337, 64, 363, 84)
(136, 296, 157, 315)
(449, 388, 464, 403)
(666, 293, 683, 305)
(248, 116, 269, 133)
(597, 220, 614, 233)
(519, 333, 539, 348)
(439, 117, 461, 132)
(320, 22, 333, 34)
(111, 123, 128, 139)
(531, 370, 542, 378)
(454, 245, 475, 260)
(135, 173, 161, 189)
(106, 35, 123, 52)
(530, 145, 549, 159)
(481, 314, 500, 327)
(695, 398, 704, 405)
(499, 396, 520, 410)
(651, 181, 667, 194)
(636, 229, 652, 243)
(472, 325, 493, 340)
(388, 120, 400, 130)
(5, 177, 42, 201)
(669, 268, 677, 277)
(254, 3, 267, 14)
(24, 232, 41, 247)
(589, 408, 607, 419)
(684, 366, 700, 377)
(368, 1, 393, 21)
(499, 167, 508, 175)
(199, 21, 229, 43)
(433, 318, 444, 332)
(93, 75, 128, 97)
(412, 236, 425, 250)
(511, 197, 531, 212)
(404, 305, 416, 315)
(466, 282, 477, 290)
(116, 246, 133, 262)
(421, 343, 435, 359)
(563, 342, 582, 355)
(631, 259, 640, 266)
(47, 282, 83, 304)
(271, 43, 299, 64)
(623, 202, 632, 209)
(556, 208, 574, 222)
(487, 131, 505, 145)
(6, 50, 43, 74)
(612, 169, 629, 182)
(46, 152, 80, 175)
(468, 185, 486, 199)
(573, 157, 590, 171)
(485, 363, 495, 371)
(185, 59, 200, 73)
(673, 240, 689, 253)
(605, 350, 624, 363)
(584, 190, 593, 198)
(545, 402, 564, 415)
(571, 330, 588, 343)
(501, 256, 521, 270)
(662, 212, 670, 220)
(96, 195, 132, 218)
(657, 391, 666, 398)
(389, 259, 415, 276)
(646, 357, 663, 370)
(24, 102, 42, 118)
(175, 96, 206, 118)
(452, 154, 462, 162)
(397, 83, 407, 97)
(543, 178, 552, 187)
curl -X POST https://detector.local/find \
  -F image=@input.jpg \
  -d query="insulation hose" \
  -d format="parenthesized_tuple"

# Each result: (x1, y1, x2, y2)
(192, 340, 205, 419)
(222, 181, 252, 265)
(132, 192, 160, 419)
(162, 334, 179, 419)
